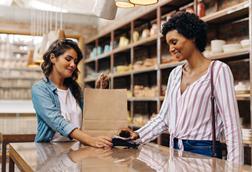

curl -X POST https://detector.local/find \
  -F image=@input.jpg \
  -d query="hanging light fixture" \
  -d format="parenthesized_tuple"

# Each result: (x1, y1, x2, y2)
(129, 0, 158, 5)
(94, 0, 118, 19)
(115, 0, 135, 8)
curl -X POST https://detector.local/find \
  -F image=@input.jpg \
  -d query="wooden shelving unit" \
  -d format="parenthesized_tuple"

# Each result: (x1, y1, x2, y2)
(236, 93, 250, 101)
(113, 71, 132, 78)
(208, 48, 249, 60)
(84, 0, 252, 164)
(128, 97, 159, 101)
(201, 1, 249, 23)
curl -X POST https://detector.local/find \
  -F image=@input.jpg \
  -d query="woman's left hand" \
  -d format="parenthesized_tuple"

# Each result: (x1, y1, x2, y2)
(95, 73, 109, 89)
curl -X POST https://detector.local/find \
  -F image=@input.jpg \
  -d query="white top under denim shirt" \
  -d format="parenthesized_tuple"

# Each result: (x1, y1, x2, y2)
(52, 88, 82, 141)
(32, 77, 83, 142)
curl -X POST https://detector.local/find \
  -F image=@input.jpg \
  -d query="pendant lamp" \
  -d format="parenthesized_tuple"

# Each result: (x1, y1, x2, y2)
(129, 0, 158, 5)
(115, 0, 135, 8)
(93, 0, 118, 20)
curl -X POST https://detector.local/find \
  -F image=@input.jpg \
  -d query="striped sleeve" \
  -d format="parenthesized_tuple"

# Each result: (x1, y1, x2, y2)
(214, 63, 243, 164)
(136, 69, 175, 143)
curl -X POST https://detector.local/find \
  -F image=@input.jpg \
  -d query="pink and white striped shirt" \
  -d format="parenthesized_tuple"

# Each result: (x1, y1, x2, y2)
(137, 60, 243, 164)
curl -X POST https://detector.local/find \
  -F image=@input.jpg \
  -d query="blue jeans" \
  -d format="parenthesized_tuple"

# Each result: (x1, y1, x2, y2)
(173, 138, 222, 159)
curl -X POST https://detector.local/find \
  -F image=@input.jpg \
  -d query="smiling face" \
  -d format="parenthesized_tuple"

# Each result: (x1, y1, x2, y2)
(166, 30, 196, 61)
(50, 48, 78, 79)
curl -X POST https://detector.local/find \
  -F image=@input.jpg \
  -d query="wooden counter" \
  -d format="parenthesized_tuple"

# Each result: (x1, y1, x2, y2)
(8, 142, 252, 172)
(0, 132, 35, 172)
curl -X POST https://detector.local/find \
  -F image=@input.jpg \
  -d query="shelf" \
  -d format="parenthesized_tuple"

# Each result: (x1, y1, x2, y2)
(113, 45, 131, 54)
(0, 100, 35, 114)
(0, 77, 39, 80)
(133, 66, 157, 74)
(243, 140, 252, 147)
(128, 97, 159, 101)
(207, 48, 249, 60)
(112, 35, 158, 54)
(160, 61, 186, 70)
(131, 35, 158, 48)
(161, 0, 193, 15)
(113, 63, 186, 76)
(202, 1, 249, 24)
(96, 52, 112, 60)
(84, 77, 96, 82)
(236, 93, 250, 101)
(113, 71, 132, 78)
(0, 67, 41, 72)
(84, 58, 96, 64)
(0, 86, 31, 89)
(0, 57, 27, 61)
(12, 42, 30, 46)
(12, 50, 27, 54)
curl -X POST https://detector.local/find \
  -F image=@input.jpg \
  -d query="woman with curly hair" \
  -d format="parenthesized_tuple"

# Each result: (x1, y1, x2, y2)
(32, 39, 111, 148)
(122, 11, 243, 164)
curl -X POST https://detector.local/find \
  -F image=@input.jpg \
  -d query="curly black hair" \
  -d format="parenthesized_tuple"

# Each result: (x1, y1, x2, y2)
(161, 11, 207, 52)
(41, 39, 83, 105)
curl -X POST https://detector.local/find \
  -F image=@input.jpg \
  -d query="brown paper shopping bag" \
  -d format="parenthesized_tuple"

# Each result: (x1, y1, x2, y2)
(82, 88, 128, 137)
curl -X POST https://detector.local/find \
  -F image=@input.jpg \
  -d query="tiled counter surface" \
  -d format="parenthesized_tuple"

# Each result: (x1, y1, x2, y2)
(9, 142, 252, 172)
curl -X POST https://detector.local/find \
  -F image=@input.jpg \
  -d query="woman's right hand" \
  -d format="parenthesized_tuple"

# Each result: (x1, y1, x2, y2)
(95, 73, 109, 89)
(88, 136, 112, 148)
(120, 128, 139, 140)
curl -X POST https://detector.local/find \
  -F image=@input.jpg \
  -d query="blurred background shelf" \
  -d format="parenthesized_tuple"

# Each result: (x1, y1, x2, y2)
(0, 100, 35, 114)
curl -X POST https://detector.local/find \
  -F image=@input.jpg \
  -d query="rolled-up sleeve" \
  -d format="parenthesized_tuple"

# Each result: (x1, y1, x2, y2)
(32, 84, 77, 137)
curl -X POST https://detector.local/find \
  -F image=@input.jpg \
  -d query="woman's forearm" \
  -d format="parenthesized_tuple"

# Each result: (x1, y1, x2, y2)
(69, 128, 93, 145)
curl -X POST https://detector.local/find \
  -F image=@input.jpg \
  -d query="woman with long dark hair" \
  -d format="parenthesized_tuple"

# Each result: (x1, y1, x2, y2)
(32, 39, 111, 148)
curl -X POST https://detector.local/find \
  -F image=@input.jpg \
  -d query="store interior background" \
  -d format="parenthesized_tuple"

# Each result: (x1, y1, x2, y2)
(0, 0, 251, 165)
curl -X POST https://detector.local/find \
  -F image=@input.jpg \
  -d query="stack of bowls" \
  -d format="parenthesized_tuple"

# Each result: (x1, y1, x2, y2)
(242, 128, 252, 144)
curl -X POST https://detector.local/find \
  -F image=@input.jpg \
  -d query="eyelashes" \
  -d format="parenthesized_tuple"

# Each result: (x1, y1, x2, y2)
(65, 56, 78, 64)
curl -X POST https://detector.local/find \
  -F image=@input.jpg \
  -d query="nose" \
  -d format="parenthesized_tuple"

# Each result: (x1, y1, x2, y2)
(70, 60, 76, 68)
(169, 45, 175, 53)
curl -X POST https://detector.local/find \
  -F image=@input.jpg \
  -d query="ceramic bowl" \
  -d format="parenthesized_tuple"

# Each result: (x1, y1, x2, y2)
(240, 39, 250, 48)
(211, 40, 226, 53)
(222, 43, 241, 53)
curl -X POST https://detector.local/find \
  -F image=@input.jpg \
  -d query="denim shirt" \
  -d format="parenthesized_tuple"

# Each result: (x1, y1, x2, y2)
(32, 77, 83, 142)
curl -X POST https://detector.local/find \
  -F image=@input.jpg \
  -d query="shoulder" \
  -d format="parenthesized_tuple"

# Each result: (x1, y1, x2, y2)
(212, 60, 234, 84)
(213, 60, 229, 69)
(32, 79, 47, 90)
(170, 64, 183, 78)
(32, 79, 52, 96)
(32, 80, 45, 90)
(213, 60, 231, 75)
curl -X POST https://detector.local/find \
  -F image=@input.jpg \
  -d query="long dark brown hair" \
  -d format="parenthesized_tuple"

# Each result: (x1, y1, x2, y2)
(41, 39, 83, 105)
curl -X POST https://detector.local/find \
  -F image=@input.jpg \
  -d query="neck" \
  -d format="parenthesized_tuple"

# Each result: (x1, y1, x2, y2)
(48, 70, 66, 89)
(186, 50, 209, 71)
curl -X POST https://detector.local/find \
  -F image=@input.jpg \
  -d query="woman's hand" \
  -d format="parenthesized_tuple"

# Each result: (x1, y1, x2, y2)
(119, 128, 139, 140)
(95, 73, 109, 89)
(88, 136, 112, 148)
(69, 129, 112, 149)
